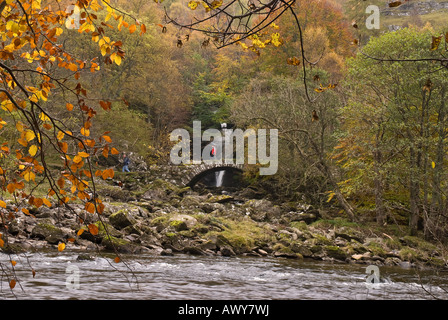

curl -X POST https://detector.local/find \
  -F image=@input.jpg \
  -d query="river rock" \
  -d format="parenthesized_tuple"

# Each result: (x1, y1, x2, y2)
(324, 246, 348, 261)
(290, 211, 319, 224)
(219, 245, 236, 256)
(77, 254, 96, 261)
(335, 227, 365, 243)
(161, 248, 173, 256)
(207, 194, 234, 203)
(101, 235, 141, 253)
(179, 195, 202, 208)
(31, 221, 64, 244)
(351, 254, 364, 260)
(109, 209, 137, 230)
(169, 214, 198, 230)
(199, 240, 217, 251)
(242, 199, 281, 222)
(291, 243, 313, 257)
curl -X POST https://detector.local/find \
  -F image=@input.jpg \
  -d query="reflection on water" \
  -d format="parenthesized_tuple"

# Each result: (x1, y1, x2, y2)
(1, 252, 447, 300)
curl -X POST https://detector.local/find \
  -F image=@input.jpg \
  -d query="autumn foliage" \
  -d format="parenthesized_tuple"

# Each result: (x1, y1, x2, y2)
(0, 0, 146, 255)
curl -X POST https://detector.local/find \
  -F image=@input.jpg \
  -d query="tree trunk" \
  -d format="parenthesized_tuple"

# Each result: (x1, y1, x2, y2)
(409, 147, 420, 236)
(318, 159, 357, 222)
(373, 163, 385, 225)
(373, 129, 385, 225)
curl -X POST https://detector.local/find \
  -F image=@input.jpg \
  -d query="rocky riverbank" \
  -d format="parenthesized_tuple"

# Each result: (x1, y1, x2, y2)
(1, 172, 447, 270)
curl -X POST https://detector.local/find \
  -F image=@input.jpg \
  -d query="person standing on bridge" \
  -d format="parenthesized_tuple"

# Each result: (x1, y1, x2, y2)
(122, 153, 130, 173)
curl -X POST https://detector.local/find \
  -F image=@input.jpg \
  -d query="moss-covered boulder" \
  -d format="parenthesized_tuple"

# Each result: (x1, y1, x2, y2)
(242, 199, 282, 222)
(291, 242, 313, 257)
(203, 216, 274, 254)
(31, 221, 64, 244)
(273, 244, 303, 259)
(169, 214, 198, 231)
(109, 209, 137, 230)
(101, 235, 140, 253)
(324, 246, 348, 261)
(207, 194, 234, 204)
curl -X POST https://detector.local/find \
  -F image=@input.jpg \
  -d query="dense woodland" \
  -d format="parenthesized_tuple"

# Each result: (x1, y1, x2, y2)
(1, 0, 448, 248)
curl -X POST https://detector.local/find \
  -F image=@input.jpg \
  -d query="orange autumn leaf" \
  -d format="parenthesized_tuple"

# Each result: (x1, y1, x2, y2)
(59, 142, 68, 153)
(42, 198, 52, 207)
(33, 197, 44, 208)
(99, 100, 111, 111)
(9, 279, 16, 289)
(57, 177, 65, 188)
(102, 146, 109, 158)
(88, 223, 99, 235)
(80, 127, 90, 137)
(140, 24, 147, 34)
(78, 151, 90, 158)
(85, 202, 95, 214)
(58, 242, 65, 252)
(101, 168, 114, 180)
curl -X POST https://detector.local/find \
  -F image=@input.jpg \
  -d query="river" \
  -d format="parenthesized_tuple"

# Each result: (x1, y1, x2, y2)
(2, 251, 447, 300)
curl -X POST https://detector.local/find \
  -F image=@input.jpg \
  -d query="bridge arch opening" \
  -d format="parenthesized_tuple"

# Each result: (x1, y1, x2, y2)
(187, 167, 243, 188)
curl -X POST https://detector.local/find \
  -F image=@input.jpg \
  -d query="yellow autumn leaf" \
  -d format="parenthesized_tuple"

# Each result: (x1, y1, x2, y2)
(16, 122, 24, 132)
(78, 151, 90, 158)
(432, 161, 436, 169)
(73, 155, 83, 164)
(210, 0, 222, 9)
(39, 112, 50, 122)
(0, 200, 6, 208)
(80, 127, 90, 137)
(286, 56, 301, 66)
(42, 198, 52, 207)
(58, 242, 65, 252)
(188, 0, 199, 10)
(114, 54, 122, 66)
(271, 33, 283, 47)
(57, 131, 65, 141)
(23, 170, 36, 182)
(431, 35, 443, 51)
(24, 130, 36, 142)
(29, 145, 38, 156)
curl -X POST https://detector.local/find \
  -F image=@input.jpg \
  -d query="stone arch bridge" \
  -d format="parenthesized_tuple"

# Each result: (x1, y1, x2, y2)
(120, 163, 244, 188)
